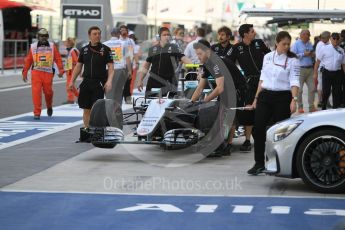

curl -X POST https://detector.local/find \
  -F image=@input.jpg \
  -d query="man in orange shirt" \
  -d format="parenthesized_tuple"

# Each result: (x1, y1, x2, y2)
(63, 37, 79, 104)
(22, 28, 64, 120)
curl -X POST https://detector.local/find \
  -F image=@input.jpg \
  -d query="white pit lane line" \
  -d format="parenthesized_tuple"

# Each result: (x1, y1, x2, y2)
(0, 102, 135, 151)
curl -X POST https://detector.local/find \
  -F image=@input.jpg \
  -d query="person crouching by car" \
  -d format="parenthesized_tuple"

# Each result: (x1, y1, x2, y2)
(190, 39, 247, 156)
(247, 31, 300, 175)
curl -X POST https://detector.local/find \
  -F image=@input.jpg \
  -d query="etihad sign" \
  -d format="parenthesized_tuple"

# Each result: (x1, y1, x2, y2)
(62, 4, 102, 20)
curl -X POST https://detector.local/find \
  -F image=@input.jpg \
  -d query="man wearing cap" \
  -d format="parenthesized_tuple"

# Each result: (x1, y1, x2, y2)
(314, 32, 345, 110)
(103, 28, 132, 104)
(22, 28, 64, 120)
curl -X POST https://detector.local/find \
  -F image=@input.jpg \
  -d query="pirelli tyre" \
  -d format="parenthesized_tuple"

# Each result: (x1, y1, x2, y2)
(89, 99, 123, 148)
(296, 129, 345, 193)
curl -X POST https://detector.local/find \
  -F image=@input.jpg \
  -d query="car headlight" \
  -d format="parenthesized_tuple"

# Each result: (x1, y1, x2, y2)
(273, 120, 303, 142)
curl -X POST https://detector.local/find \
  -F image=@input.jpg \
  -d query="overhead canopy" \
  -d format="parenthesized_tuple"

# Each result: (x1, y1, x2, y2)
(0, 0, 54, 11)
(0, 0, 26, 9)
(239, 8, 345, 26)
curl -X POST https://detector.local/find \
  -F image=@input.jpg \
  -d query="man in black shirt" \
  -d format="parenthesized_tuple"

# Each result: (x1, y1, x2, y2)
(226, 24, 270, 152)
(211, 26, 233, 59)
(69, 26, 114, 128)
(137, 27, 191, 96)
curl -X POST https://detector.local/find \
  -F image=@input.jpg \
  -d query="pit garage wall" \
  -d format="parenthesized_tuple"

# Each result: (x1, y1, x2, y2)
(61, 0, 113, 44)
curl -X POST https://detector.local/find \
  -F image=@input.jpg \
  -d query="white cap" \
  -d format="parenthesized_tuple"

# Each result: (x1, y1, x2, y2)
(37, 28, 49, 36)
(128, 30, 134, 36)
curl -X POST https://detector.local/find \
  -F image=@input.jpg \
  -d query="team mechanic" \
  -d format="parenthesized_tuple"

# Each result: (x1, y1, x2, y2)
(226, 23, 270, 152)
(69, 26, 114, 129)
(211, 26, 233, 59)
(137, 27, 192, 97)
(191, 40, 247, 156)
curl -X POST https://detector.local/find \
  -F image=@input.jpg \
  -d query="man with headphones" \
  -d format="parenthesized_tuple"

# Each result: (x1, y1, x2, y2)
(137, 27, 192, 97)
(22, 28, 64, 120)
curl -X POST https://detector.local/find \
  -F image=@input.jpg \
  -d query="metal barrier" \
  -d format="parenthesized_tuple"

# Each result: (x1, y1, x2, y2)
(1, 39, 29, 74)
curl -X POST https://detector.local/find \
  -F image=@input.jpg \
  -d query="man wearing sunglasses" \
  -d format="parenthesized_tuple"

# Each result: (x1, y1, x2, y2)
(22, 28, 64, 120)
(314, 32, 345, 110)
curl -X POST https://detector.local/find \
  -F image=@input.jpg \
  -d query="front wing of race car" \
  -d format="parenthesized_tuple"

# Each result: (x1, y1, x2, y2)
(89, 126, 205, 149)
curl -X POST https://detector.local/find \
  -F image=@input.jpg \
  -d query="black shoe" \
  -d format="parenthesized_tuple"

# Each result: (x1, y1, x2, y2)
(47, 108, 53, 117)
(222, 144, 232, 156)
(207, 151, 223, 158)
(240, 140, 251, 152)
(62, 101, 74, 104)
(33, 115, 40, 120)
(247, 164, 265, 175)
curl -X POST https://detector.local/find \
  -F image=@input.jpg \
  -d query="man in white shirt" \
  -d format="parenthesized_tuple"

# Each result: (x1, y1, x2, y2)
(314, 31, 330, 107)
(103, 28, 132, 104)
(314, 32, 345, 110)
(184, 28, 206, 63)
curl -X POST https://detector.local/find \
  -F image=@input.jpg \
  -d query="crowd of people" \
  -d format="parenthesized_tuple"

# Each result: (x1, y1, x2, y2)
(21, 24, 345, 175)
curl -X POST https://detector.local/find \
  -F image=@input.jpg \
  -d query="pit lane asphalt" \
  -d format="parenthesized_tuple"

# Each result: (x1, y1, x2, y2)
(0, 73, 341, 198)
(1, 72, 344, 230)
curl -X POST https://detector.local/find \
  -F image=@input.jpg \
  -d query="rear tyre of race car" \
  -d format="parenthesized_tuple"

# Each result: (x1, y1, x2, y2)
(89, 99, 123, 148)
(296, 129, 345, 193)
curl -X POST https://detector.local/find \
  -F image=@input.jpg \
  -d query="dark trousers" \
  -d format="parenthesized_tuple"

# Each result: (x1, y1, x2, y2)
(237, 75, 260, 126)
(123, 78, 131, 98)
(254, 90, 292, 165)
(341, 71, 345, 106)
(322, 69, 343, 110)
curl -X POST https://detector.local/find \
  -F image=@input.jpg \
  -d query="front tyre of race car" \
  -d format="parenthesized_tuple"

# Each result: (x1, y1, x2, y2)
(89, 99, 124, 148)
(163, 128, 205, 149)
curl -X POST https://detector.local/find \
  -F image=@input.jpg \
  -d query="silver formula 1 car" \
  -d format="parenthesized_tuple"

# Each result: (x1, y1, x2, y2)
(265, 109, 345, 193)
(86, 64, 235, 154)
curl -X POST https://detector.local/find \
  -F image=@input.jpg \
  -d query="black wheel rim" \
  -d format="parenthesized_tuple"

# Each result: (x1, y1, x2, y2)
(302, 135, 345, 188)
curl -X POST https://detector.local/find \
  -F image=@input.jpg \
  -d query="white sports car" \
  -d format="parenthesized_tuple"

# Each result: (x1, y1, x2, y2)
(265, 109, 345, 193)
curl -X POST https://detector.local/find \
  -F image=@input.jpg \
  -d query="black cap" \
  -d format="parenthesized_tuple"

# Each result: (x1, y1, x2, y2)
(111, 28, 119, 35)
(331, 32, 340, 39)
